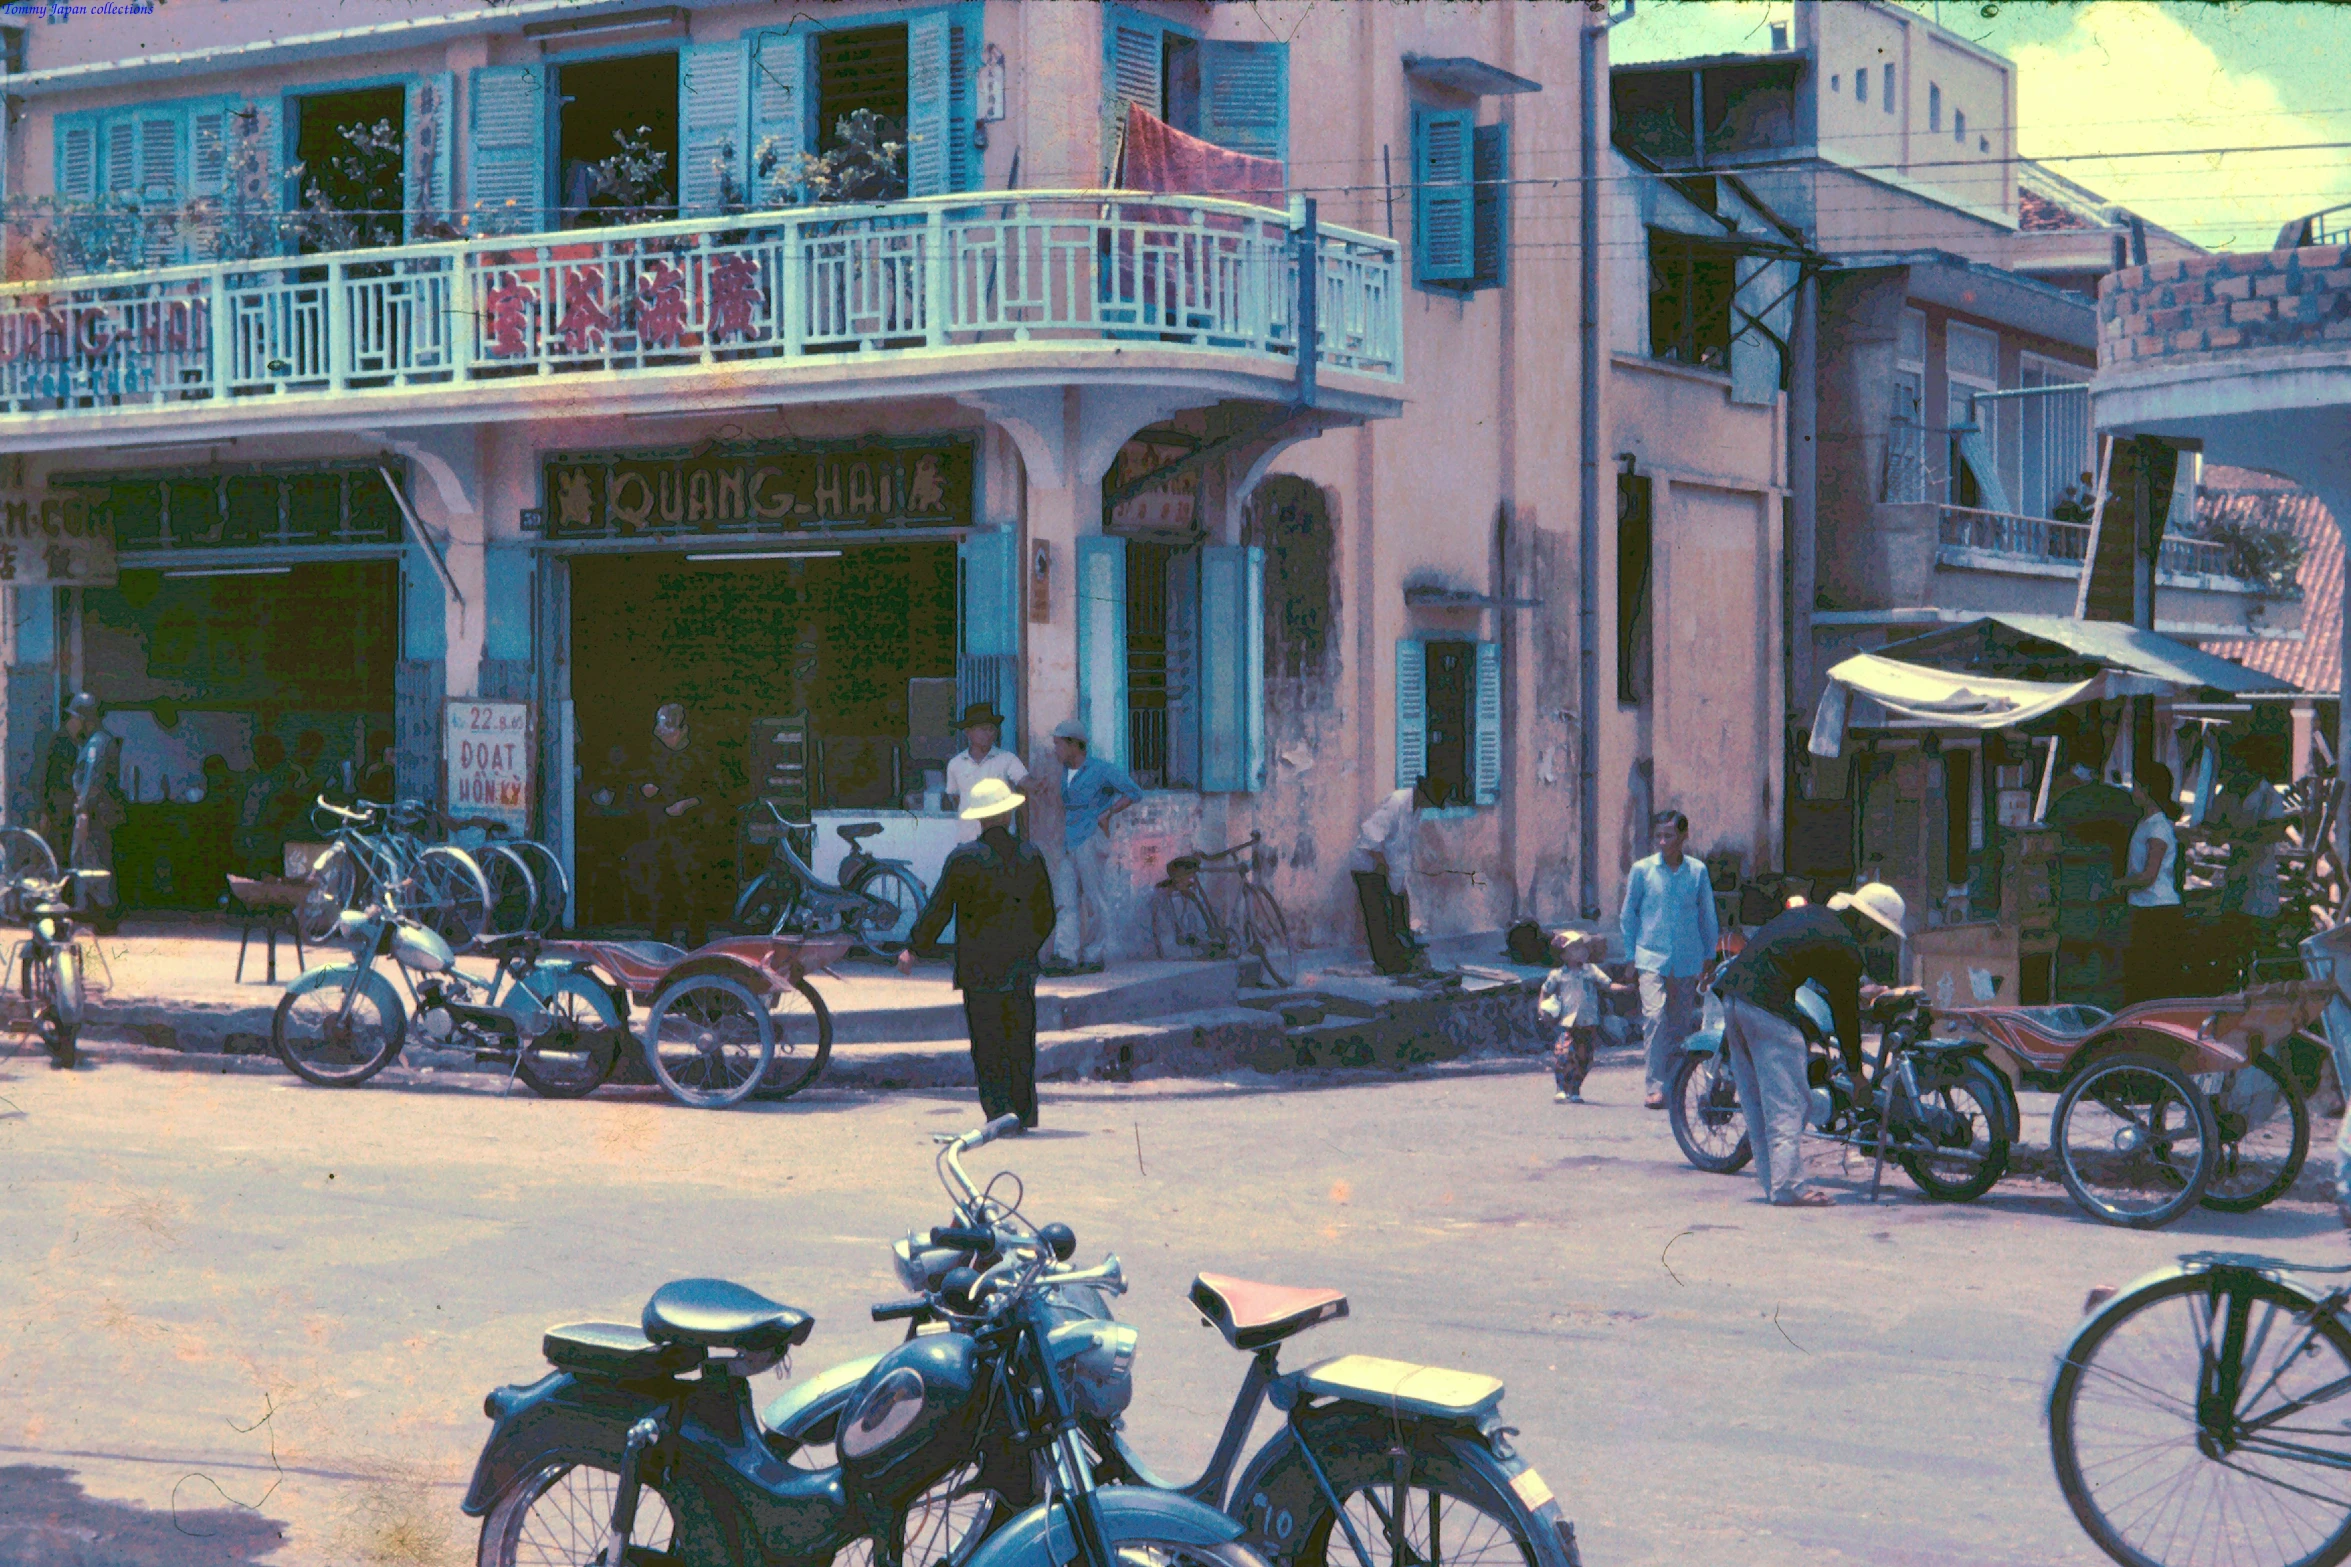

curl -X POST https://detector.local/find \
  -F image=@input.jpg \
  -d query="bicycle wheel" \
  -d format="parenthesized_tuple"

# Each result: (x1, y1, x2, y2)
(1669, 1050, 1752, 1174)
(848, 864, 927, 952)
(752, 976, 835, 1101)
(2201, 1053, 2312, 1213)
(0, 826, 58, 883)
(734, 872, 786, 934)
(415, 844, 494, 948)
(1895, 1059, 2012, 1203)
(512, 840, 570, 933)
(476, 1453, 674, 1567)
(296, 843, 359, 943)
(514, 970, 624, 1100)
(1151, 884, 1214, 962)
(642, 974, 773, 1109)
(1242, 884, 1297, 988)
(271, 966, 405, 1087)
(2051, 1270, 2351, 1567)
(29, 945, 76, 1070)
(2052, 1053, 2219, 1228)
(478, 845, 539, 939)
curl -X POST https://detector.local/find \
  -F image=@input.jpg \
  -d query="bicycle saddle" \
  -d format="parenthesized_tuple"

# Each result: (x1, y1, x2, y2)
(837, 822, 885, 844)
(642, 1279, 814, 1353)
(1189, 1273, 1348, 1351)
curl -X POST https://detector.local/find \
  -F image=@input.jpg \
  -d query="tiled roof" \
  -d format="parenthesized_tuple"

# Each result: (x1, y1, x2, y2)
(2198, 464, 2340, 696)
(2020, 188, 2096, 233)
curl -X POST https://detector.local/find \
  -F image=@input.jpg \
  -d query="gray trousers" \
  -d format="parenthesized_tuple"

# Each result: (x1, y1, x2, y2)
(1641, 973, 1701, 1093)
(1721, 996, 1811, 1203)
(1053, 832, 1113, 966)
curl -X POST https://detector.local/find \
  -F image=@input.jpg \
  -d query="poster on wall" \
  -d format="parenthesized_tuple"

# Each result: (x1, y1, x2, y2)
(445, 699, 533, 835)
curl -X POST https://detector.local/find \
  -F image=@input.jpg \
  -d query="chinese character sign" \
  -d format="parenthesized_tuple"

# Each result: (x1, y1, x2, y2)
(445, 701, 533, 835)
(0, 490, 118, 586)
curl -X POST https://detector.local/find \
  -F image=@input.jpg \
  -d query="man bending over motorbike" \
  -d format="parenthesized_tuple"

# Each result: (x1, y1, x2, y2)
(1706, 883, 1908, 1206)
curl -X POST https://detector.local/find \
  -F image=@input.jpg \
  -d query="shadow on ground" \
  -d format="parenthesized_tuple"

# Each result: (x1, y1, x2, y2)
(0, 1466, 285, 1565)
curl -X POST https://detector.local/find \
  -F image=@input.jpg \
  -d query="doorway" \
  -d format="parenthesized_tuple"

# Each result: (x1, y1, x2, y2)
(556, 52, 680, 225)
(290, 86, 406, 251)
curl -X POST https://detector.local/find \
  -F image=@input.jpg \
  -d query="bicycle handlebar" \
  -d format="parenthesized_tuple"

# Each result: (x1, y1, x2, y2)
(314, 795, 372, 823)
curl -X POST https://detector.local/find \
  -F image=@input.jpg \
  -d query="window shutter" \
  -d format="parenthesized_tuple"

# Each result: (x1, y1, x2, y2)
(904, 11, 953, 200)
(102, 113, 135, 197)
(1076, 535, 1130, 771)
(188, 101, 230, 202)
(948, 20, 973, 194)
(679, 41, 749, 218)
(405, 72, 456, 240)
(1954, 424, 2013, 516)
(467, 64, 548, 236)
(132, 112, 183, 203)
(1199, 544, 1266, 793)
(1473, 640, 1502, 807)
(1471, 121, 1508, 290)
(749, 30, 810, 208)
(1395, 637, 1426, 790)
(959, 528, 1020, 744)
(1102, 5, 1167, 179)
(57, 118, 97, 202)
(1413, 108, 1473, 284)
(1197, 40, 1287, 165)
(232, 97, 284, 253)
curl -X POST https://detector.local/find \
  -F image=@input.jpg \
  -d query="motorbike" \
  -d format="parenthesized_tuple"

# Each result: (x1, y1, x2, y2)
(270, 884, 626, 1094)
(1671, 985, 2015, 1203)
(734, 799, 928, 955)
(464, 1117, 1585, 1567)
(1, 860, 95, 1071)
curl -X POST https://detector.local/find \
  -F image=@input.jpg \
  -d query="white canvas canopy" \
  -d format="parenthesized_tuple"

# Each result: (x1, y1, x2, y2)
(1809, 652, 2187, 758)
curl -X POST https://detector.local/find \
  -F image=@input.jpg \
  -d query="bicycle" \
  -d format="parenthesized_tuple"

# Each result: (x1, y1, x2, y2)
(440, 811, 571, 936)
(295, 798, 494, 948)
(1147, 830, 1295, 988)
(2049, 1250, 2351, 1567)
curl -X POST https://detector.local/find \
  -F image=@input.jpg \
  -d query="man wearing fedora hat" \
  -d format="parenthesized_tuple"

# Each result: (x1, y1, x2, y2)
(900, 777, 1059, 1130)
(944, 701, 1028, 814)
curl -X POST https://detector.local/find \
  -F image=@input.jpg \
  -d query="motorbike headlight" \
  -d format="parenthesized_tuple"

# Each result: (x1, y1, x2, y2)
(30, 916, 59, 943)
(1045, 1319, 1138, 1420)
(336, 908, 372, 938)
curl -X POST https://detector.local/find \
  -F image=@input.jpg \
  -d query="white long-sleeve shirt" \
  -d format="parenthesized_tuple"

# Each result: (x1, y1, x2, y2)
(1348, 788, 1421, 894)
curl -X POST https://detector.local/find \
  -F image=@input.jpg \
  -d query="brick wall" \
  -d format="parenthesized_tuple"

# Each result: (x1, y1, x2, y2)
(2100, 246, 2351, 370)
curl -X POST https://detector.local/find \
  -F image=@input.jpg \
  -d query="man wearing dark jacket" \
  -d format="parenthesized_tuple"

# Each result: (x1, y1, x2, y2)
(899, 777, 1058, 1130)
(1707, 882, 1906, 1207)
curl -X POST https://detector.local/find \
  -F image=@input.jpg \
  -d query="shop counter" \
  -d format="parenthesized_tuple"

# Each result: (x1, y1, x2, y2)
(807, 809, 977, 896)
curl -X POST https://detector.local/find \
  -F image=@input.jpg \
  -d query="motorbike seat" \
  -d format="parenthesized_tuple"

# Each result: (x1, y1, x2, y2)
(473, 931, 539, 962)
(643, 1278, 815, 1354)
(836, 822, 886, 845)
(543, 1321, 706, 1380)
(1295, 1354, 1505, 1422)
(1189, 1273, 1348, 1351)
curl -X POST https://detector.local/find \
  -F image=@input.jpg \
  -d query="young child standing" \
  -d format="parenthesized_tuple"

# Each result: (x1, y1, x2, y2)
(1540, 932, 1629, 1103)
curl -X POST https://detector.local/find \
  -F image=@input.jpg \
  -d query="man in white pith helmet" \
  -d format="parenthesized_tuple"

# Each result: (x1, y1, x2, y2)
(1705, 881, 1907, 1207)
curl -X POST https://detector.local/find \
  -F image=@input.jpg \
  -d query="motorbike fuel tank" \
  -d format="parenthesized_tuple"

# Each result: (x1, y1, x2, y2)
(837, 1331, 982, 1502)
(391, 922, 456, 973)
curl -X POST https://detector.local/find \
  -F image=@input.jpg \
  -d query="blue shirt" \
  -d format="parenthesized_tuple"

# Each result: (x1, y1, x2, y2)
(1060, 755, 1143, 850)
(1619, 853, 1719, 977)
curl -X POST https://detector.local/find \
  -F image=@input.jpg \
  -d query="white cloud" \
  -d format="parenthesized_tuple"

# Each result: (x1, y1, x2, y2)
(2007, 2, 2351, 250)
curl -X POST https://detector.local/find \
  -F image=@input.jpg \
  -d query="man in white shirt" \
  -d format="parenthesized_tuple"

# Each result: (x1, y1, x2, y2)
(943, 703, 1029, 812)
(1349, 777, 1443, 974)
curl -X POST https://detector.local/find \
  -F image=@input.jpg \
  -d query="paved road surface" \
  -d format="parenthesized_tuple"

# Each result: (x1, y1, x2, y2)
(0, 1050, 2341, 1566)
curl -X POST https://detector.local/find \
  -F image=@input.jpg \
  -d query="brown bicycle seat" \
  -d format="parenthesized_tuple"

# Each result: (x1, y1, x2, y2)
(1190, 1273, 1348, 1351)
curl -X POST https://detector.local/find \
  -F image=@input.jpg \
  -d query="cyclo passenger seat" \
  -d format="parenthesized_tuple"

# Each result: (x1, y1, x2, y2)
(836, 822, 885, 845)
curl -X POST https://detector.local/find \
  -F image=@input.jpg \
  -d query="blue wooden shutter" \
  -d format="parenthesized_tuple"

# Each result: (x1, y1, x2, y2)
(1471, 121, 1509, 290)
(1102, 5, 1167, 179)
(1473, 640, 1502, 807)
(1199, 544, 1265, 793)
(56, 115, 98, 202)
(750, 30, 810, 207)
(959, 529, 1020, 743)
(680, 41, 749, 217)
(1197, 40, 1287, 166)
(948, 19, 974, 194)
(226, 97, 285, 257)
(405, 72, 456, 240)
(188, 100, 231, 202)
(1076, 536, 1129, 771)
(1395, 638, 1426, 790)
(467, 64, 547, 235)
(1413, 108, 1473, 284)
(906, 11, 952, 199)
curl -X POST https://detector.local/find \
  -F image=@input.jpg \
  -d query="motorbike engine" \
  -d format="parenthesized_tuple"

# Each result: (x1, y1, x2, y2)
(420, 1006, 457, 1041)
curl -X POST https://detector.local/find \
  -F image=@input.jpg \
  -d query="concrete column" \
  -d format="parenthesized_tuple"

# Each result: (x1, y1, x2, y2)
(2293, 699, 2316, 782)
(363, 425, 486, 697)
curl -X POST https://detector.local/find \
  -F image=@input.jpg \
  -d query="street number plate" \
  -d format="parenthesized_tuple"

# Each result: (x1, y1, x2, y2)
(1510, 1469, 1554, 1511)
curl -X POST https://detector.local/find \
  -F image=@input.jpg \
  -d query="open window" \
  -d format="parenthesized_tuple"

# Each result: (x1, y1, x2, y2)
(1647, 231, 1735, 370)
(290, 86, 405, 251)
(747, 11, 974, 207)
(1101, 5, 1288, 176)
(1396, 637, 1500, 807)
(1076, 532, 1264, 793)
(556, 52, 679, 226)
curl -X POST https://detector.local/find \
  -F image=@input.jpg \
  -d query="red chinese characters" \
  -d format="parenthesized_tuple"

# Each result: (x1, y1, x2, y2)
(707, 254, 764, 342)
(636, 260, 690, 347)
(555, 265, 612, 355)
(482, 271, 537, 359)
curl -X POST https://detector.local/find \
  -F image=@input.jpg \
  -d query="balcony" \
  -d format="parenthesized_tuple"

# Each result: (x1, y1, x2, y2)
(0, 192, 1403, 445)
(1929, 502, 2300, 637)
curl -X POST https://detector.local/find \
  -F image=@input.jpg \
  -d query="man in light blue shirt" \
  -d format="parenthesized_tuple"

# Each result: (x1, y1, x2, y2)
(1045, 717, 1143, 974)
(1620, 809, 1720, 1108)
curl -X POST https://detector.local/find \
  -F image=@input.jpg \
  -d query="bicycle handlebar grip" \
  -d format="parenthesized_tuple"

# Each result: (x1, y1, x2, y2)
(870, 1297, 931, 1323)
(929, 1225, 996, 1252)
(970, 1112, 1022, 1148)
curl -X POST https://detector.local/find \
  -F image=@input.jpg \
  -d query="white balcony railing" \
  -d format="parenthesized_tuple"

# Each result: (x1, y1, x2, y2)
(1937, 504, 2092, 566)
(0, 192, 1402, 417)
(2157, 534, 2236, 579)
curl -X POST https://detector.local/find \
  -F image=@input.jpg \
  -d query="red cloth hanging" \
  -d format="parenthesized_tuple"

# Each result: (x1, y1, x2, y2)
(1118, 103, 1285, 204)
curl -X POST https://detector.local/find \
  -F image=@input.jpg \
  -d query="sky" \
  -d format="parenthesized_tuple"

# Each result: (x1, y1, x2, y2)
(1608, 1, 2351, 250)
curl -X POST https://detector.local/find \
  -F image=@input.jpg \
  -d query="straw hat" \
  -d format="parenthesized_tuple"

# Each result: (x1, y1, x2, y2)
(960, 777, 1024, 821)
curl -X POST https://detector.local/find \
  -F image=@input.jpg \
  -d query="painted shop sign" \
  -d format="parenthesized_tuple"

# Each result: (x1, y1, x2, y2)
(540, 439, 974, 542)
(445, 699, 533, 835)
(0, 489, 117, 586)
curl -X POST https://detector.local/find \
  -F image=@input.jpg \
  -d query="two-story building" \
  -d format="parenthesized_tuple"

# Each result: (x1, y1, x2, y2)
(0, 0, 1627, 955)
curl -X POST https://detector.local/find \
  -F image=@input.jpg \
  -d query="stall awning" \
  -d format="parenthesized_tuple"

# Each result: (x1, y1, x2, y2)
(1809, 652, 2187, 757)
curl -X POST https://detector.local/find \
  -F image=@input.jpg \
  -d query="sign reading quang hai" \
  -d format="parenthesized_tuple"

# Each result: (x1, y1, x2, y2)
(542, 439, 974, 542)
